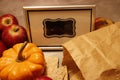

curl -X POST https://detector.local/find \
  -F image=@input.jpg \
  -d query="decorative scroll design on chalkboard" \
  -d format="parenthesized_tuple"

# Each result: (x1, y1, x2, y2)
(43, 18, 76, 38)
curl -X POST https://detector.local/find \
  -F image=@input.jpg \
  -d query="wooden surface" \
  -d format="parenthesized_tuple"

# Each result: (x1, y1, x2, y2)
(0, 0, 120, 27)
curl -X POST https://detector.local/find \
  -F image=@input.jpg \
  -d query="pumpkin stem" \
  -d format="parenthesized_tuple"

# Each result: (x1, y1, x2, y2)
(16, 41, 27, 62)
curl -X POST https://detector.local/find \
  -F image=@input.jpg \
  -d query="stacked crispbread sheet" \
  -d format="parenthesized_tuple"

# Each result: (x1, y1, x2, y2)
(45, 56, 68, 80)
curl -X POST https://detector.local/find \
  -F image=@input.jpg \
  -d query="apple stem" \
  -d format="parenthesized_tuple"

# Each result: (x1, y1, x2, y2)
(16, 41, 27, 62)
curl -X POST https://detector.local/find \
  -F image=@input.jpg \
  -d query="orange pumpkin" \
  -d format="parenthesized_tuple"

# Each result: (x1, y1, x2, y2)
(0, 42, 45, 80)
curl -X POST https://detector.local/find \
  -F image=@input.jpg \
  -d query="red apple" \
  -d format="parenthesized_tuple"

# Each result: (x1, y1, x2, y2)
(0, 14, 18, 31)
(94, 17, 114, 30)
(34, 76, 52, 80)
(2, 24, 28, 48)
(0, 31, 2, 39)
(0, 40, 7, 57)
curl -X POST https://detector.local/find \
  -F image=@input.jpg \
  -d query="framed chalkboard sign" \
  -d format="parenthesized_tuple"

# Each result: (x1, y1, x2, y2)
(23, 5, 95, 47)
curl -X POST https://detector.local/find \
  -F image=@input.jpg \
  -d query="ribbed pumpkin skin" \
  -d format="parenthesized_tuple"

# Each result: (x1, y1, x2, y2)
(0, 43, 45, 80)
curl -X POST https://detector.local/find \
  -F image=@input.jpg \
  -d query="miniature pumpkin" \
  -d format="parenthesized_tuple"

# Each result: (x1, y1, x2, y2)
(0, 42, 45, 80)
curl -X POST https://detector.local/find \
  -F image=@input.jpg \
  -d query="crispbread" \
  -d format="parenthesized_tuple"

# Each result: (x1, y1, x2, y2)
(45, 56, 58, 69)
(47, 66, 68, 80)
(45, 56, 68, 80)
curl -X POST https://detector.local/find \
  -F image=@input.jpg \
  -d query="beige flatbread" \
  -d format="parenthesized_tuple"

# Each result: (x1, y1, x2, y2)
(45, 56, 58, 69)
(47, 66, 68, 80)
(45, 56, 68, 80)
